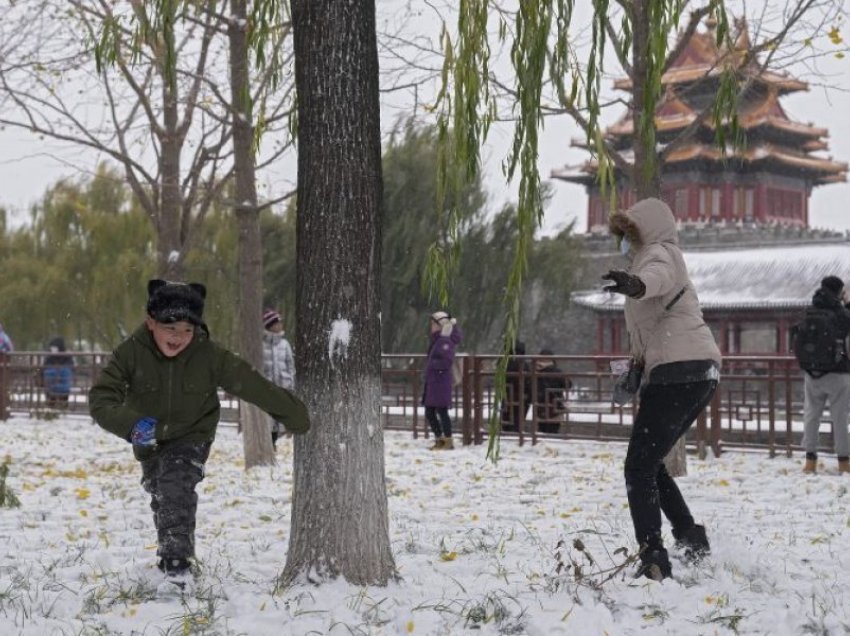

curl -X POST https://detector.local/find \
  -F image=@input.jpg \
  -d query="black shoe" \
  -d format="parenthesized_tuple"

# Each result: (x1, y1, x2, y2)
(155, 558, 195, 596)
(157, 557, 191, 577)
(672, 524, 710, 561)
(635, 548, 672, 581)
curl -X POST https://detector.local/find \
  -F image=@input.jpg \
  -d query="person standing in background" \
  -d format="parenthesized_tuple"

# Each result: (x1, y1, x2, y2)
(40, 336, 75, 409)
(262, 308, 296, 449)
(534, 348, 571, 434)
(794, 276, 850, 475)
(0, 322, 13, 353)
(422, 311, 463, 450)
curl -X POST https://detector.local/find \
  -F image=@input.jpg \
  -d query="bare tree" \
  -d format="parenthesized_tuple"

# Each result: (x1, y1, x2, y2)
(226, 0, 286, 468)
(0, 0, 295, 281)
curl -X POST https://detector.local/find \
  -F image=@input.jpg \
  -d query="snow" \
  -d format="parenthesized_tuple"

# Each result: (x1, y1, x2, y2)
(328, 318, 352, 367)
(576, 242, 850, 310)
(1, 417, 849, 634)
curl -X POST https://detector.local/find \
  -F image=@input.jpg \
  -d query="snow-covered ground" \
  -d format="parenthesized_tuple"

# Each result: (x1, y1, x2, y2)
(1, 417, 848, 635)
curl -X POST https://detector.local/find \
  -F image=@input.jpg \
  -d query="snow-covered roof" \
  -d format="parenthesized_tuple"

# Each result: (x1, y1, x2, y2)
(573, 242, 850, 312)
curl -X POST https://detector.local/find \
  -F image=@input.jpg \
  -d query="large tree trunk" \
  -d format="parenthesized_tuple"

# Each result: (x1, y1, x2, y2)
(228, 0, 275, 468)
(632, 0, 685, 476)
(159, 62, 185, 280)
(285, 0, 396, 585)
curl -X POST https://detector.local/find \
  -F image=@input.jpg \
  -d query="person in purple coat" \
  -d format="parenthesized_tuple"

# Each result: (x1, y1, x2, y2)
(423, 311, 463, 450)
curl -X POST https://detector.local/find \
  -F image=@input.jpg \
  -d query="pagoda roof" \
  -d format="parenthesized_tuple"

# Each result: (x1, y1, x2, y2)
(665, 142, 847, 175)
(612, 22, 808, 94)
(572, 243, 850, 312)
(604, 87, 827, 140)
(554, 16, 845, 189)
(551, 142, 848, 186)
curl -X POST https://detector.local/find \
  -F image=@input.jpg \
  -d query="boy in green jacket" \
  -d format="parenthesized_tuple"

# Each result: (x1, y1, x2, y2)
(89, 279, 310, 589)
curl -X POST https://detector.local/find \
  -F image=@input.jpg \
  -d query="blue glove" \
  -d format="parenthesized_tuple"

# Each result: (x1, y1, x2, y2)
(130, 417, 157, 447)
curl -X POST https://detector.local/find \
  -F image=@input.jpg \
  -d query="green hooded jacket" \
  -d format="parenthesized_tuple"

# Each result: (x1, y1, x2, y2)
(89, 324, 310, 445)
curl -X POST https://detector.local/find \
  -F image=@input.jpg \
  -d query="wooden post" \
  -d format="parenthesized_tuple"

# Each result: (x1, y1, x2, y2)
(0, 353, 8, 420)
(461, 355, 472, 446)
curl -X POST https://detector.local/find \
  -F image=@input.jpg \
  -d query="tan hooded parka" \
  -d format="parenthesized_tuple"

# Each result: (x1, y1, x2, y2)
(609, 198, 721, 377)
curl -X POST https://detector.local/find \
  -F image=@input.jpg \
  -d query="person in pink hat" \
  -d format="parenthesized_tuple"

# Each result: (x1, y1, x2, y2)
(262, 308, 296, 448)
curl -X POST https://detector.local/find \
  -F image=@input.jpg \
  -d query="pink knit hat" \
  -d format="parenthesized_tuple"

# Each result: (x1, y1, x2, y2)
(262, 308, 282, 329)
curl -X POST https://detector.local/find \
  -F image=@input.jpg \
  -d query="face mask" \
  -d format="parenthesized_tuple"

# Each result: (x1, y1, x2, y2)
(619, 237, 632, 256)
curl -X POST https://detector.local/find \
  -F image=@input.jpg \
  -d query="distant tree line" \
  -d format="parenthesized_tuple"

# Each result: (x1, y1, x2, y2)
(0, 122, 582, 353)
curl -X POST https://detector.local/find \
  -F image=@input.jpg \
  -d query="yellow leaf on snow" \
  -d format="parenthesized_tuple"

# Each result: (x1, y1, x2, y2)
(440, 551, 458, 562)
(406, 620, 415, 632)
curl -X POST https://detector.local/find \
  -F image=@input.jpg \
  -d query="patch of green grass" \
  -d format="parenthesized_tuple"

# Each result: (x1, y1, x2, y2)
(0, 458, 22, 508)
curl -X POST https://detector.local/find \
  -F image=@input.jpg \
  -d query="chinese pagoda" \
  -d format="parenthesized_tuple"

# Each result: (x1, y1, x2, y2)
(542, 18, 850, 358)
(551, 18, 847, 232)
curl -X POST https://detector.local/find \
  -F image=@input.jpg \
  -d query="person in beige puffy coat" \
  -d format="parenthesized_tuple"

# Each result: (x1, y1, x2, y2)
(603, 197, 721, 581)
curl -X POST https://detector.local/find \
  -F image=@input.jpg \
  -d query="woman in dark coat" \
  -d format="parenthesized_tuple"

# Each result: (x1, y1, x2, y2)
(423, 311, 462, 450)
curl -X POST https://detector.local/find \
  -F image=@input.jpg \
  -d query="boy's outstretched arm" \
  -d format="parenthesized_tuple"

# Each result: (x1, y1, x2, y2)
(217, 347, 310, 434)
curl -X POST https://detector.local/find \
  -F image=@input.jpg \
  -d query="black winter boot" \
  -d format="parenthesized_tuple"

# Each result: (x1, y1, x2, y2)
(158, 557, 191, 576)
(672, 524, 710, 561)
(634, 547, 672, 581)
(156, 557, 195, 596)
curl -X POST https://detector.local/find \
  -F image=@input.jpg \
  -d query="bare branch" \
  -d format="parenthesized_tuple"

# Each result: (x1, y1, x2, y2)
(662, 5, 713, 74)
(603, 15, 633, 78)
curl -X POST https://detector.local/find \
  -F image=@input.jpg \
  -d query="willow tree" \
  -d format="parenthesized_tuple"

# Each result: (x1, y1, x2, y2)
(432, 0, 842, 469)
(0, 0, 231, 279)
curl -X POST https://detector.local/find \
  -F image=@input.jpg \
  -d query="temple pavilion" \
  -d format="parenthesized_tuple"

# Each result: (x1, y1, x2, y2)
(551, 18, 849, 357)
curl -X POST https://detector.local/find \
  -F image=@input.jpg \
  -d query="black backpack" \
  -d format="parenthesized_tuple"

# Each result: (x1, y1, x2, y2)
(792, 308, 846, 374)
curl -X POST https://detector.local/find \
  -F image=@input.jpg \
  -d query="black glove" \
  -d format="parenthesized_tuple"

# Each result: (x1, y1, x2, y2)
(602, 270, 646, 298)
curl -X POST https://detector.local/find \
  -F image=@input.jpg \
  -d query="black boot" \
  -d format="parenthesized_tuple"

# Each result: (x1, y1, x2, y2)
(672, 524, 710, 561)
(158, 557, 191, 577)
(635, 546, 672, 581)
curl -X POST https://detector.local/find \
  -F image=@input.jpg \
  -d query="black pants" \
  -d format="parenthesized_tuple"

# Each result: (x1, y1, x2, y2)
(624, 380, 717, 550)
(425, 406, 452, 438)
(140, 441, 212, 561)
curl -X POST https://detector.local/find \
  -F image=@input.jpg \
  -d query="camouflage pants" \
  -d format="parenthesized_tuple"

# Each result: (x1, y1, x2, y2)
(140, 441, 212, 561)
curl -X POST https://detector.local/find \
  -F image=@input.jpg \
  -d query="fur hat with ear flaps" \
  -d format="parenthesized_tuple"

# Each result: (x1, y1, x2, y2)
(146, 279, 207, 326)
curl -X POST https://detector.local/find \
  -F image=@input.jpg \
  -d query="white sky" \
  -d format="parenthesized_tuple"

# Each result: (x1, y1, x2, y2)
(0, 2, 848, 236)
(2, 420, 849, 633)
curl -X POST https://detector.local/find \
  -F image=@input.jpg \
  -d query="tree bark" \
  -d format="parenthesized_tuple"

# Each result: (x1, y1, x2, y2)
(632, 0, 684, 476)
(630, 0, 661, 200)
(158, 38, 185, 280)
(285, 0, 396, 585)
(228, 0, 275, 468)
